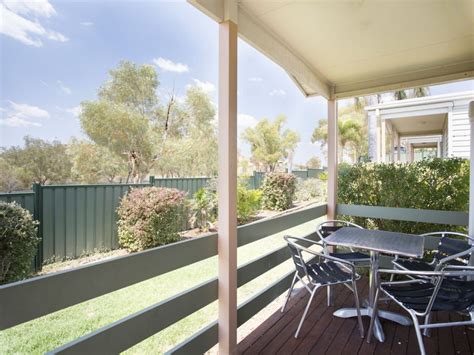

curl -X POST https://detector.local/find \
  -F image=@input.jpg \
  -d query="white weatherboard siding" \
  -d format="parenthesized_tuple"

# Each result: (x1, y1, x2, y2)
(366, 92, 474, 162)
(449, 109, 471, 158)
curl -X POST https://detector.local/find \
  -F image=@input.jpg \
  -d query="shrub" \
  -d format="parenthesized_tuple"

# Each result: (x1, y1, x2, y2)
(0, 202, 39, 284)
(261, 172, 296, 211)
(237, 184, 262, 223)
(191, 185, 217, 231)
(338, 158, 469, 234)
(117, 187, 186, 252)
(295, 178, 326, 202)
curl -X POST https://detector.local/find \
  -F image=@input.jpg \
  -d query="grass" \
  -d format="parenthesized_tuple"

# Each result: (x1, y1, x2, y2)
(0, 218, 321, 354)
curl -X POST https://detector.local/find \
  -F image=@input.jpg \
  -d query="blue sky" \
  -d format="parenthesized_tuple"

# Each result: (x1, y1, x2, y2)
(1, 0, 473, 165)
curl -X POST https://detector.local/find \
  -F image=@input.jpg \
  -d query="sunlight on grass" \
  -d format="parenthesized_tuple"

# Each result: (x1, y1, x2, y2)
(0, 219, 319, 354)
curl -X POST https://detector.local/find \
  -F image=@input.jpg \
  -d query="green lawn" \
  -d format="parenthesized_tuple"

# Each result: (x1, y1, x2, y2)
(0, 219, 320, 354)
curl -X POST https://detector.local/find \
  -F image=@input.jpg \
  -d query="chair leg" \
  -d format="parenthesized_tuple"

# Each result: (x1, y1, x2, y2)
(367, 288, 381, 343)
(281, 273, 298, 313)
(409, 311, 426, 355)
(327, 286, 332, 306)
(352, 280, 365, 338)
(295, 286, 319, 338)
(423, 312, 432, 337)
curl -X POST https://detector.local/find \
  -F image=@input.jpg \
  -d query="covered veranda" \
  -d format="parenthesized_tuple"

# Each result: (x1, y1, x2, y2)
(189, 0, 474, 353)
(0, 1, 473, 354)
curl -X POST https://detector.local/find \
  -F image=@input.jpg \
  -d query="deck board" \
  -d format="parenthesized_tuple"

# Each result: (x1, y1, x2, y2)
(238, 278, 473, 355)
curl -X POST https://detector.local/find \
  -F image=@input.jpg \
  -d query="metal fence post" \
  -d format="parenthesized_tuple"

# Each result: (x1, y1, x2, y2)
(149, 175, 156, 186)
(32, 183, 43, 271)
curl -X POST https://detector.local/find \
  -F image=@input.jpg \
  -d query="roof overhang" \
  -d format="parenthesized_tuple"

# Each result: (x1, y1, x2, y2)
(188, 0, 474, 100)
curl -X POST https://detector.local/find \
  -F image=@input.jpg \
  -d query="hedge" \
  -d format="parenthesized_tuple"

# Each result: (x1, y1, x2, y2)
(338, 158, 469, 234)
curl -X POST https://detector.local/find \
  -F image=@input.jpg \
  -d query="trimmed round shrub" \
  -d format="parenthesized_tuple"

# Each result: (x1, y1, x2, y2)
(117, 187, 186, 252)
(295, 178, 325, 202)
(0, 202, 39, 284)
(261, 172, 296, 211)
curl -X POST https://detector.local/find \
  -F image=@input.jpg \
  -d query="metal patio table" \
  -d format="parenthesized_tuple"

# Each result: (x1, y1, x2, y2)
(325, 227, 424, 342)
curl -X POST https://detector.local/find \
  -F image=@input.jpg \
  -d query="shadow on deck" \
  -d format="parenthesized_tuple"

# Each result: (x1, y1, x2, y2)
(238, 278, 474, 354)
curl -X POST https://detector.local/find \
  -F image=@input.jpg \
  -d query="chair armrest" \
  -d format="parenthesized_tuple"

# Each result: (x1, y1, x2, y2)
(297, 244, 357, 275)
(435, 247, 474, 270)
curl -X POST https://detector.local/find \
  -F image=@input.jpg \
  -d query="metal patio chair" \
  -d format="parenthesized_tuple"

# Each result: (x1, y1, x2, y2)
(392, 231, 474, 274)
(281, 235, 365, 338)
(316, 220, 370, 305)
(367, 266, 474, 355)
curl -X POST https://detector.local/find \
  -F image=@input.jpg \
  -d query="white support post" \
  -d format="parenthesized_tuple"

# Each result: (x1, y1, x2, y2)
(397, 133, 401, 162)
(468, 101, 474, 243)
(381, 119, 386, 163)
(218, 14, 238, 355)
(327, 99, 338, 220)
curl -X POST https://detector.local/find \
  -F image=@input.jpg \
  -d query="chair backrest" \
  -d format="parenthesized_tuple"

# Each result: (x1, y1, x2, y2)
(286, 239, 309, 279)
(430, 276, 474, 313)
(421, 232, 474, 265)
(316, 220, 363, 242)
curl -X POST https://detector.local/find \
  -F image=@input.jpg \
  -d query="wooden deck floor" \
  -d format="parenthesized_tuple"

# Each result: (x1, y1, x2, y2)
(238, 278, 474, 355)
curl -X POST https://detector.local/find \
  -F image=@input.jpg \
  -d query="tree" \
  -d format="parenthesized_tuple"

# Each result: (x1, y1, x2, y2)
(412, 87, 430, 98)
(0, 158, 22, 192)
(68, 140, 127, 183)
(306, 156, 322, 169)
(242, 115, 300, 172)
(311, 115, 365, 163)
(1, 136, 72, 187)
(80, 61, 161, 182)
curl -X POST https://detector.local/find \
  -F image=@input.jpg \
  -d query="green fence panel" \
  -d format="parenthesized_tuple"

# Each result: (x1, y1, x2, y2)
(0, 191, 35, 214)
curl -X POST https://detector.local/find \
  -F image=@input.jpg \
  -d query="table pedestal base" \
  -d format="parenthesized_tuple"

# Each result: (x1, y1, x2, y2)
(333, 300, 412, 342)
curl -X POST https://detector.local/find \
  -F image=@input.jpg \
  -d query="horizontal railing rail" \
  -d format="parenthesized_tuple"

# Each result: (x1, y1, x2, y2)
(337, 204, 468, 226)
(0, 203, 326, 333)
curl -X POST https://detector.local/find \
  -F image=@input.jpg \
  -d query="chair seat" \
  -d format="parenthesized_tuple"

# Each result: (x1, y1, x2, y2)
(394, 258, 467, 272)
(330, 251, 370, 262)
(306, 261, 353, 285)
(393, 259, 434, 272)
(382, 280, 474, 312)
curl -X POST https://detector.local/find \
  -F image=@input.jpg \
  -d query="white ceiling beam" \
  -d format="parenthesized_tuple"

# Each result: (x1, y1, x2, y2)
(237, 8, 331, 99)
(334, 62, 474, 99)
(188, 0, 331, 99)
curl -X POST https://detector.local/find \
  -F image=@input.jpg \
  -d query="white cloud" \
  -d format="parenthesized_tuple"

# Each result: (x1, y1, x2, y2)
(0, 101, 49, 128)
(153, 57, 189, 73)
(189, 79, 216, 94)
(0, 116, 41, 127)
(249, 77, 263, 82)
(57, 80, 72, 95)
(80, 21, 94, 27)
(65, 105, 81, 117)
(0, 1, 68, 47)
(269, 89, 286, 97)
(238, 113, 258, 129)
(9, 101, 49, 119)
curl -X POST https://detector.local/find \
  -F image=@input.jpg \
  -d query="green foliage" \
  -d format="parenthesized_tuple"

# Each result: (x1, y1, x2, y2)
(295, 178, 325, 202)
(1, 136, 72, 189)
(191, 184, 217, 231)
(306, 156, 321, 169)
(261, 172, 296, 211)
(338, 158, 469, 234)
(68, 139, 127, 183)
(0, 202, 39, 284)
(237, 184, 262, 223)
(242, 115, 300, 172)
(117, 187, 186, 252)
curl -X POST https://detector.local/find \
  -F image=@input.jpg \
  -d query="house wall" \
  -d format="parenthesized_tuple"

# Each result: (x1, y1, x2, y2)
(448, 105, 471, 159)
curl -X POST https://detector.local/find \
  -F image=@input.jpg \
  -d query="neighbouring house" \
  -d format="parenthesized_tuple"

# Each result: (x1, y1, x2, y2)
(366, 91, 474, 162)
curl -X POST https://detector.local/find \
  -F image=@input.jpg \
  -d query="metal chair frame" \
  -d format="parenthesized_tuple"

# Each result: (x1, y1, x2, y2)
(316, 220, 371, 305)
(282, 235, 365, 339)
(392, 231, 474, 274)
(367, 266, 474, 355)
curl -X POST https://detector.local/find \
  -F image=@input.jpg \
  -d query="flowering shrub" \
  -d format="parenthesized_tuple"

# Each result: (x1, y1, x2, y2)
(338, 158, 469, 234)
(117, 187, 186, 252)
(0, 202, 39, 284)
(261, 172, 296, 211)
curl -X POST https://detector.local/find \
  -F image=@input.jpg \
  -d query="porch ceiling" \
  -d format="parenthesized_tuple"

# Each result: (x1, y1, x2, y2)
(390, 113, 446, 135)
(189, 0, 474, 99)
